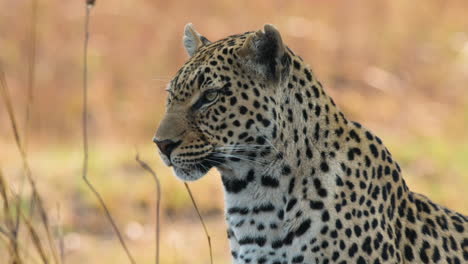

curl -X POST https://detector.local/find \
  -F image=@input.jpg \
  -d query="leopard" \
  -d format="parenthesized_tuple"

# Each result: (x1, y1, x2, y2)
(153, 24, 468, 264)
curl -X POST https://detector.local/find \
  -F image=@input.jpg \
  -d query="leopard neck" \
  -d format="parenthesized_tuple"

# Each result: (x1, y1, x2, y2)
(271, 53, 411, 213)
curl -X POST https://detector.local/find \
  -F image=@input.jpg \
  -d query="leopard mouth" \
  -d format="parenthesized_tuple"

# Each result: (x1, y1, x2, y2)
(172, 154, 225, 181)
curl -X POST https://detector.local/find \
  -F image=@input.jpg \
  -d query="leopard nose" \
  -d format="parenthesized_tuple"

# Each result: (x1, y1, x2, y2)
(153, 138, 182, 158)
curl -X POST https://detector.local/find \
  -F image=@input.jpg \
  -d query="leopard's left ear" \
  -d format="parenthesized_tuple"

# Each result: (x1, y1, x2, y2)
(238, 24, 289, 82)
(183, 23, 211, 57)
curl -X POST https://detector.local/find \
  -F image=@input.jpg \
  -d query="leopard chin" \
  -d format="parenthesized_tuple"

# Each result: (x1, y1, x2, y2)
(173, 166, 206, 181)
(172, 155, 224, 181)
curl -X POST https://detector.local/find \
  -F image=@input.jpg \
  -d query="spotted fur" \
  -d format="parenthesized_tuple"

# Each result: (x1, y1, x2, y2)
(154, 24, 468, 264)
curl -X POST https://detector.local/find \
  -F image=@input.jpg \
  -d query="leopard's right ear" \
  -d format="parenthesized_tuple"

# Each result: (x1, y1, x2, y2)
(183, 23, 211, 57)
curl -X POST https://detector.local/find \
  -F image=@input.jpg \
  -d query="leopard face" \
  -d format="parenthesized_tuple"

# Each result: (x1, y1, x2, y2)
(154, 24, 286, 181)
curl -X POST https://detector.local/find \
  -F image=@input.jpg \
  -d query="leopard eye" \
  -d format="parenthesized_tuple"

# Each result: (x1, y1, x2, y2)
(191, 89, 220, 111)
(204, 89, 218, 102)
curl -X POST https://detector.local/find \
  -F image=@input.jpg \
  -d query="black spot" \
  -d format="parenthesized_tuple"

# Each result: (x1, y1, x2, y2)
(253, 88, 260, 96)
(315, 105, 321, 117)
(306, 147, 313, 159)
(295, 93, 303, 104)
(404, 227, 417, 244)
(245, 169, 255, 180)
(292, 255, 304, 263)
(335, 219, 343, 229)
(348, 243, 358, 257)
(253, 205, 275, 215)
(283, 232, 294, 245)
(345, 228, 352, 238)
(286, 198, 297, 212)
(197, 73, 205, 87)
(272, 240, 283, 249)
(453, 222, 464, 233)
(357, 256, 366, 264)
(302, 109, 308, 121)
(332, 251, 340, 261)
(253, 100, 260, 109)
(432, 246, 440, 262)
(261, 176, 279, 188)
(277, 209, 285, 220)
(238, 237, 254, 245)
(304, 69, 312, 81)
(361, 236, 372, 255)
(256, 136, 266, 145)
(227, 207, 250, 215)
(349, 130, 361, 143)
(404, 245, 414, 261)
(320, 162, 329, 172)
(310, 200, 324, 210)
(420, 241, 430, 263)
(354, 225, 362, 237)
(335, 127, 344, 137)
(229, 97, 237, 106)
(392, 170, 399, 182)
(312, 85, 320, 97)
(299, 79, 305, 86)
(295, 219, 311, 237)
(369, 144, 379, 158)
(288, 178, 296, 194)
(238, 132, 248, 139)
(239, 106, 248, 115)
(293, 60, 301, 69)
(320, 226, 328, 235)
(322, 210, 330, 222)
(282, 165, 291, 175)
(221, 170, 254, 193)
(347, 147, 362, 161)
(246, 119, 255, 129)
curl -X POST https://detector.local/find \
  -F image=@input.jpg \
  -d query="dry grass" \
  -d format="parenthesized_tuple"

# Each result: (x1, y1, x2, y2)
(0, 0, 467, 263)
(1, 44, 59, 264)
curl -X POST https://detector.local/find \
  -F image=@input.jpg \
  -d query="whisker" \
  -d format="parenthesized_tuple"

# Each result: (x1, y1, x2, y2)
(262, 138, 279, 154)
(205, 158, 233, 170)
(212, 150, 273, 162)
(197, 162, 209, 172)
(215, 145, 264, 150)
(210, 152, 263, 164)
(204, 158, 225, 166)
(210, 153, 269, 165)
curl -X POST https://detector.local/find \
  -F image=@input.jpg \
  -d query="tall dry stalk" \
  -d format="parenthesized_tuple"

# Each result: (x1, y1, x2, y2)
(184, 183, 214, 264)
(135, 155, 161, 264)
(81, 1, 135, 263)
(16, 0, 39, 258)
(24, 0, 37, 151)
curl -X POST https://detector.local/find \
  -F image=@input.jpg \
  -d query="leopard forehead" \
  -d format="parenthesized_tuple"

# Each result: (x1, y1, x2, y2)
(167, 32, 252, 105)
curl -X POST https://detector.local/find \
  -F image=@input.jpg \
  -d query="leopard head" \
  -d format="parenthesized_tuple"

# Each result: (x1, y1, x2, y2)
(154, 23, 291, 181)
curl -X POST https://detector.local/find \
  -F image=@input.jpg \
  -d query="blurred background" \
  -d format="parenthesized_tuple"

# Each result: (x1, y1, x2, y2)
(0, 0, 467, 263)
